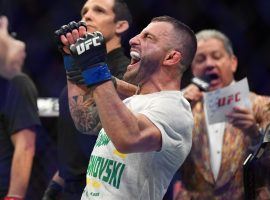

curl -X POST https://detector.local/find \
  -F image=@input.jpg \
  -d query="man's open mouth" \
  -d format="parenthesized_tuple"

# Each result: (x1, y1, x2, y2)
(129, 51, 141, 66)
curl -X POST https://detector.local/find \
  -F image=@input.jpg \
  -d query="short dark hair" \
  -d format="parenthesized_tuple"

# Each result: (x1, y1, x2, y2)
(151, 16, 197, 72)
(113, 0, 132, 27)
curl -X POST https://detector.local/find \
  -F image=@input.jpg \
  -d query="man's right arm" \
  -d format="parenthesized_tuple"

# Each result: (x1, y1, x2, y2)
(55, 21, 137, 134)
(67, 78, 137, 134)
(54, 21, 102, 134)
(67, 80, 102, 134)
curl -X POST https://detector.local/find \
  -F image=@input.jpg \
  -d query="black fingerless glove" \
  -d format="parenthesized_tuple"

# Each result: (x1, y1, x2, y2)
(69, 31, 111, 87)
(54, 21, 87, 84)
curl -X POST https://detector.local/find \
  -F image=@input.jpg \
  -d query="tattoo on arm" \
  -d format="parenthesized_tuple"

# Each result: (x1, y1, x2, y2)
(69, 92, 102, 134)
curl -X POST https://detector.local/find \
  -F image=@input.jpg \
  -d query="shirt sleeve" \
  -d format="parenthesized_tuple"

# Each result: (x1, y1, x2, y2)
(4, 74, 41, 135)
(138, 95, 193, 155)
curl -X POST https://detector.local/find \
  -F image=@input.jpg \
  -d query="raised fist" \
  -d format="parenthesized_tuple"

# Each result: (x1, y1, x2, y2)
(54, 21, 87, 84)
(54, 21, 87, 55)
(69, 32, 111, 87)
(70, 31, 106, 67)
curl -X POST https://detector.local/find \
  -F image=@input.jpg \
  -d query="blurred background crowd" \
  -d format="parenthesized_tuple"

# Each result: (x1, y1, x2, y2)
(1, 0, 270, 97)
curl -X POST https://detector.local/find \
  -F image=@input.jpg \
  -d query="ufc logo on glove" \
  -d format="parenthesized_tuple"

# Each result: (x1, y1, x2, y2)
(69, 31, 111, 87)
(75, 36, 101, 55)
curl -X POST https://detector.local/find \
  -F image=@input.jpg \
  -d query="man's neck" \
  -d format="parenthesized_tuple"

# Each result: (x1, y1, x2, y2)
(139, 75, 180, 95)
(106, 37, 121, 53)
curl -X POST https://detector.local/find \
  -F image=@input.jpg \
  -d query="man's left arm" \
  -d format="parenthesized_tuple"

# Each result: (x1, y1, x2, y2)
(5, 75, 40, 199)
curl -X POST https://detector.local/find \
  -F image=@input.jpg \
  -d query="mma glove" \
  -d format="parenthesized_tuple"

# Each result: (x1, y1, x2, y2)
(69, 31, 111, 87)
(54, 21, 87, 84)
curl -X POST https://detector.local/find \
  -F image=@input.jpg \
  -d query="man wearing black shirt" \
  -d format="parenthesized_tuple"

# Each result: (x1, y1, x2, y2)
(0, 16, 41, 200)
(42, 0, 133, 199)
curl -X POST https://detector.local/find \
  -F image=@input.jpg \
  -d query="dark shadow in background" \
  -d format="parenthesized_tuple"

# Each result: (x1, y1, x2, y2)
(2, 0, 270, 97)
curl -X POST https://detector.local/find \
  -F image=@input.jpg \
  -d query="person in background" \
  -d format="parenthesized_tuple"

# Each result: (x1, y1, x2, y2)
(173, 29, 270, 200)
(0, 16, 41, 200)
(42, 0, 133, 199)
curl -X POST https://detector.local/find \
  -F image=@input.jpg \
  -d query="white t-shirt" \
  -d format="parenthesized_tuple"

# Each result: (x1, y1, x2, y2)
(81, 91, 193, 200)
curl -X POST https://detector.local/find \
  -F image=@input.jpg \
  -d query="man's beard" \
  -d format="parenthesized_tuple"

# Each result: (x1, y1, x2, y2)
(123, 57, 160, 86)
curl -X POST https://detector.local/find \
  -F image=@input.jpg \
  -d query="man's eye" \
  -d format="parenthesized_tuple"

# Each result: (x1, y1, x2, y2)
(213, 55, 222, 60)
(194, 56, 204, 63)
(94, 7, 105, 13)
(81, 9, 87, 17)
(145, 34, 152, 39)
(212, 52, 223, 60)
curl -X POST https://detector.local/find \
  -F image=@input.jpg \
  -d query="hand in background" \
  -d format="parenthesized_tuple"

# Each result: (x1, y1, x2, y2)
(226, 106, 258, 138)
(0, 16, 26, 79)
(183, 84, 203, 107)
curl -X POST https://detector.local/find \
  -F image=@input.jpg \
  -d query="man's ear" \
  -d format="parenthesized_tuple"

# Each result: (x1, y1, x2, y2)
(230, 55, 238, 73)
(163, 50, 181, 66)
(115, 20, 129, 34)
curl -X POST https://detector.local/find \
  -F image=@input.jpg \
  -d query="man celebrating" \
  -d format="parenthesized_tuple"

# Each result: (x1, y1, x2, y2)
(62, 16, 197, 199)
(42, 0, 134, 199)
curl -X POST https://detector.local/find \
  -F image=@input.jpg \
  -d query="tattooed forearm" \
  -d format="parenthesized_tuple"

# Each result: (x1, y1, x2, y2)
(69, 92, 102, 135)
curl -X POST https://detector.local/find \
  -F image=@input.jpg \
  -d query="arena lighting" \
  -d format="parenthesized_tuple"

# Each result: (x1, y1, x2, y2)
(37, 98, 59, 117)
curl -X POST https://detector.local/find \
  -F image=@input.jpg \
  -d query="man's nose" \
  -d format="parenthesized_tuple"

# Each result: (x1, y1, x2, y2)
(82, 11, 92, 22)
(129, 35, 140, 46)
(204, 57, 216, 70)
